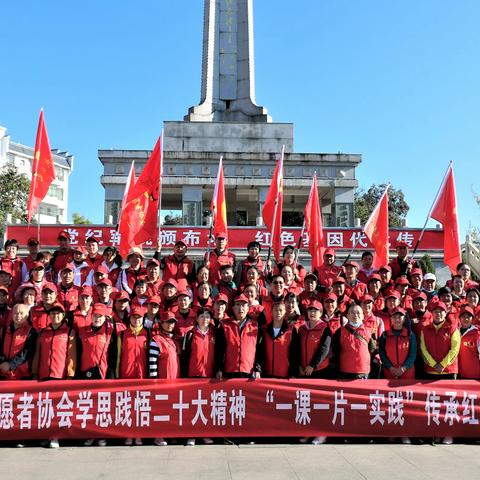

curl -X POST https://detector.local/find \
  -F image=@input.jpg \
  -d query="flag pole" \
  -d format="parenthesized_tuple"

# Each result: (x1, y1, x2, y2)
(410, 162, 452, 262)
(157, 130, 164, 248)
(37, 211, 40, 243)
(28, 109, 42, 227)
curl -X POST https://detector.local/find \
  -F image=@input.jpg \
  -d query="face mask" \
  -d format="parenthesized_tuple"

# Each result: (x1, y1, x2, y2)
(349, 319, 362, 328)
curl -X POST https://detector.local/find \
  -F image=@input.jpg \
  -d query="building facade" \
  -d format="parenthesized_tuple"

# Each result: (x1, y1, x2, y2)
(0, 126, 73, 223)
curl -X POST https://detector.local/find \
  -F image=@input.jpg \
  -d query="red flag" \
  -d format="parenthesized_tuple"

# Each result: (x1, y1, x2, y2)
(363, 185, 390, 269)
(27, 110, 56, 222)
(122, 137, 162, 246)
(303, 174, 324, 270)
(118, 161, 137, 257)
(211, 157, 228, 240)
(262, 146, 284, 261)
(430, 163, 461, 273)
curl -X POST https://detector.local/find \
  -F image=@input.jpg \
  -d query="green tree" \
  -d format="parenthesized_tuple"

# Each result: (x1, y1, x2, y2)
(163, 214, 182, 226)
(72, 212, 92, 225)
(354, 183, 409, 228)
(0, 163, 30, 235)
(418, 253, 435, 274)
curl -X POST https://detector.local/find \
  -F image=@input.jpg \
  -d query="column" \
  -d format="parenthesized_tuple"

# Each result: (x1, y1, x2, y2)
(182, 186, 203, 226)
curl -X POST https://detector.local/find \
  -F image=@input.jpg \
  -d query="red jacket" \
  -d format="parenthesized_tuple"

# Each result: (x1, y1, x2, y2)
(205, 249, 236, 287)
(0, 322, 36, 379)
(217, 317, 259, 375)
(174, 309, 197, 337)
(344, 280, 367, 303)
(57, 284, 81, 312)
(150, 331, 180, 379)
(337, 325, 373, 375)
(315, 264, 342, 287)
(298, 321, 331, 373)
(422, 321, 459, 374)
(260, 321, 295, 378)
(30, 303, 53, 332)
(0, 257, 24, 292)
(458, 326, 480, 379)
(118, 326, 149, 379)
(72, 309, 92, 332)
(161, 254, 195, 290)
(36, 322, 76, 380)
(183, 327, 216, 378)
(381, 328, 415, 379)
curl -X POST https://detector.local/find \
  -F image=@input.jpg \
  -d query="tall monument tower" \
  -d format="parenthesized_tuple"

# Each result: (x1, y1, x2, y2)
(185, 0, 271, 123)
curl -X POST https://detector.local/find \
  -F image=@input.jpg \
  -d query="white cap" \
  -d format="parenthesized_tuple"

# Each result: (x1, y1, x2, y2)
(424, 273, 436, 281)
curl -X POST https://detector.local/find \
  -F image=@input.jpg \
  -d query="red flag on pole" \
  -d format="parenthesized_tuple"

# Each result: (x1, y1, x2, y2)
(211, 156, 228, 239)
(363, 185, 390, 269)
(262, 146, 284, 261)
(430, 162, 461, 273)
(121, 137, 162, 247)
(117, 161, 137, 257)
(27, 110, 56, 222)
(303, 174, 324, 271)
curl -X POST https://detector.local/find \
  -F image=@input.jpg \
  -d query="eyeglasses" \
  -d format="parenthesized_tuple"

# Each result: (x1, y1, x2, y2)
(162, 319, 177, 324)
(272, 281, 284, 285)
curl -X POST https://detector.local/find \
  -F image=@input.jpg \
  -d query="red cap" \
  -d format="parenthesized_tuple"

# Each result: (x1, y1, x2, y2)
(97, 278, 112, 287)
(395, 277, 410, 286)
(30, 261, 44, 270)
(367, 273, 382, 282)
(325, 248, 335, 256)
(162, 279, 178, 289)
(86, 236, 99, 243)
(379, 265, 392, 273)
(92, 303, 110, 316)
(344, 260, 360, 270)
(27, 236, 39, 245)
(95, 265, 109, 275)
(412, 291, 427, 302)
(304, 273, 318, 282)
(431, 301, 447, 313)
(80, 285, 93, 297)
(385, 290, 401, 300)
(49, 302, 65, 313)
(395, 240, 409, 248)
(460, 306, 475, 317)
(306, 300, 323, 311)
(216, 232, 227, 239)
(147, 295, 161, 305)
(147, 259, 160, 267)
(42, 282, 57, 292)
(324, 292, 338, 302)
(410, 268, 423, 277)
(233, 294, 249, 304)
(332, 277, 346, 285)
(391, 307, 406, 316)
(57, 230, 70, 240)
(161, 310, 177, 322)
(360, 294, 374, 303)
(61, 262, 75, 272)
(177, 289, 192, 298)
(214, 293, 229, 304)
(113, 290, 130, 301)
(73, 245, 87, 254)
(130, 306, 146, 317)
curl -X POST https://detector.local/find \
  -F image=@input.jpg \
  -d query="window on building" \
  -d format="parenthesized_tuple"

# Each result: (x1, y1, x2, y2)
(47, 184, 64, 200)
(55, 167, 65, 181)
(183, 201, 202, 226)
(334, 203, 353, 227)
(39, 203, 59, 217)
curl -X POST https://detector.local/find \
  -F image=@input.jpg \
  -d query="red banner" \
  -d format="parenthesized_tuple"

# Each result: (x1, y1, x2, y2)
(0, 379, 478, 440)
(5, 225, 444, 252)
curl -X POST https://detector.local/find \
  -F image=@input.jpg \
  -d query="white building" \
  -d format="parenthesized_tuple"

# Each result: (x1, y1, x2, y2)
(0, 126, 73, 223)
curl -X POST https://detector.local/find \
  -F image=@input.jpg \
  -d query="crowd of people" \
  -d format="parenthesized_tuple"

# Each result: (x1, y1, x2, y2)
(0, 230, 479, 448)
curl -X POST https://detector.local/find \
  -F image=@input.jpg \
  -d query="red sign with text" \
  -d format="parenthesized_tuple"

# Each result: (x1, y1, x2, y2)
(0, 379, 477, 440)
(5, 225, 444, 251)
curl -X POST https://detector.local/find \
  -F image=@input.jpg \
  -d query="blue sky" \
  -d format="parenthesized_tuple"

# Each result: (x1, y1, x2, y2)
(1, 0, 478, 237)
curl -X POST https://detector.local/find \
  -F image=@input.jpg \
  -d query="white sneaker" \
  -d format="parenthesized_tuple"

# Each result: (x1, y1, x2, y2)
(186, 438, 195, 446)
(442, 437, 453, 445)
(97, 439, 107, 447)
(299, 437, 309, 444)
(202, 438, 214, 445)
(401, 437, 412, 445)
(84, 439, 95, 446)
(15, 443, 25, 448)
(124, 438, 133, 446)
(311, 436, 327, 445)
(49, 439, 60, 449)
(134, 438, 143, 446)
(154, 438, 167, 446)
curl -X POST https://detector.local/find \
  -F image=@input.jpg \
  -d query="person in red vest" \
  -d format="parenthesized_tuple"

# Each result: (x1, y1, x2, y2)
(215, 294, 261, 379)
(366, 274, 385, 314)
(57, 263, 81, 312)
(298, 273, 322, 315)
(143, 295, 161, 332)
(358, 251, 375, 284)
(85, 236, 103, 270)
(155, 239, 196, 290)
(144, 259, 162, 297)
(388, 240, 417, 280)
(0, 286, 11, 329)
(465, 288, 480, 325)
(270, 245, 306, 287)
(32, 302, 76, 381)
(21, 237, 40, 282)
(420, 302, 460, 380)
(343, 260, 367, 303)
(407, 268, 424, 297)
(331, 304, 376, 379)
(262, 274, 287, 324)
(31, 282, 58, 331)
(0, 304, 37, 379)
(148, 309, 180, 447)
(457, 306, 480, 379)
(117, 247, 146, 294)
(181, 307, 216, 446)
(257, 301, 297, 379)
(175, 289, 197, 337)
(284, 292, 305, 331)
(117, 304, 149, 446)
(378, 307, 416, 379)
(204, 232, 236, 287)
(282, 265, 303, 296)
(315, 248, 342, 288)
(1, 239, 25, 293)
(72, 286, 93, 332)
(360, 294, 384, 339)
(331, 277, 354, 315)
(50, 230, 73, 280)
(235, 241, 265, 288)
(212, 293, 229, 327)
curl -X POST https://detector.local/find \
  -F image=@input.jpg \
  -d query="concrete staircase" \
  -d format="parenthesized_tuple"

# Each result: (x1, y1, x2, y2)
(463, 235, 480, 279)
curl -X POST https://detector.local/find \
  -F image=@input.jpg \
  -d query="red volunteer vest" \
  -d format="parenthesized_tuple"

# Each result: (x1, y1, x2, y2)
(382, 328, 415, 379)
(119, 327, 148, 379)
(262, 322, 293, 378)
(37, 322, 73, 380)
(458, 327, 480, 379)
(222, 317, 258, 374)
(298, 321, 330, 372)
(187, 328, 216, 378)
(422, 321, 458, 374)
(78, 322, 114, 378)
(339, 325, 372, 374)
(1, 323, 32, 379)
(151, 331, 180, 379)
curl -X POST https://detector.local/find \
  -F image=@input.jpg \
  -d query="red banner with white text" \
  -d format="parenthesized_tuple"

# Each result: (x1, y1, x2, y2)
(0, 379, 478, 440)
(5, 225, 444, 252)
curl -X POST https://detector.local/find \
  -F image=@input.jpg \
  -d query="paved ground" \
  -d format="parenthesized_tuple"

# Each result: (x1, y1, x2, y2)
(1, 442, 479, 480)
